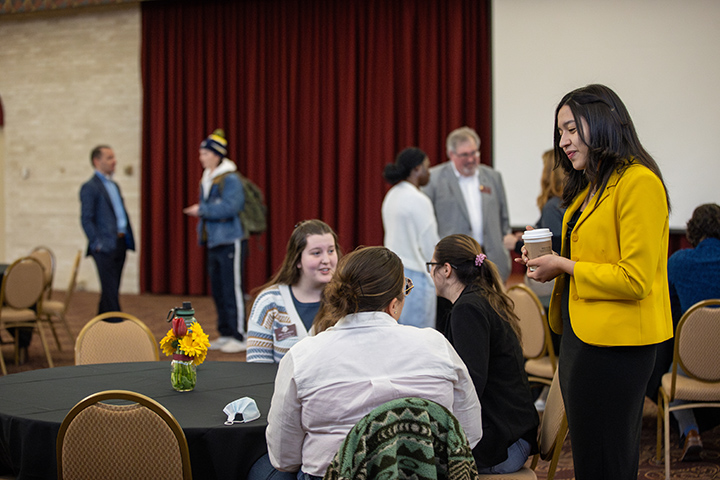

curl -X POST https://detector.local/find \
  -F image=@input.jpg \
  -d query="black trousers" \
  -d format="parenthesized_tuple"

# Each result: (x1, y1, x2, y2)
(559, 315, 656, 480)
(90, 238, 127, 315)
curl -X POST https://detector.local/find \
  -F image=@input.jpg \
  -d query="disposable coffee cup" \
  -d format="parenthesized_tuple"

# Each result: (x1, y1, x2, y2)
(522, 228, 553, 271)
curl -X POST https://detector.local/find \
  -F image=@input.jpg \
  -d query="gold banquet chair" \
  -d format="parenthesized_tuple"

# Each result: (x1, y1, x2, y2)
(29, 246, 55, 302)
(656, 299, 720, 480)
(0, 256, 54, 374)
(56, 390, 192, 480)
(75, 312, 159, 365)
(507, 284, 557, 386)
(40, 250, 81, 350)
(477, 369, 568, 480)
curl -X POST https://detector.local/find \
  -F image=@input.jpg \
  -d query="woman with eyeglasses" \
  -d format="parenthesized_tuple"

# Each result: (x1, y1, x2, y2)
(428, 234, 539, 474)
(251, 246, 482, 480)
(246, 219, 340, 363)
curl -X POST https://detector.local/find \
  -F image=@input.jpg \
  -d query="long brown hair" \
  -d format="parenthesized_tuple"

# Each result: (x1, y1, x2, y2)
(314, 246, 404, 333)
(536, 149, 565, 210)
(434, 234, 522, 342)
(253, 219, 341, 295)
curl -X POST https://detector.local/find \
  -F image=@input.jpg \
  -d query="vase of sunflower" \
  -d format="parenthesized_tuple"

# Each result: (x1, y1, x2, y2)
(160, 303, 210, 392)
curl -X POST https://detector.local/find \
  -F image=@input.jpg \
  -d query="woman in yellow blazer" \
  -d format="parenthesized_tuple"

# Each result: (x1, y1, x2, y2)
(519, 84, 672, 480)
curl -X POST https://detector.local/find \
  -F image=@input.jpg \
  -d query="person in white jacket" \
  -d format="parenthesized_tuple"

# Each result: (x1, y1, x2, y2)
(246, 219, 340, 363)
(249, 246, 482, 480)
(381, 147, 439, 328)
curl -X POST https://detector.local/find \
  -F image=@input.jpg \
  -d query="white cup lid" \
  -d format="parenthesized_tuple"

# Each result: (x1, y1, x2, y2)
(522, 228, 552, 241)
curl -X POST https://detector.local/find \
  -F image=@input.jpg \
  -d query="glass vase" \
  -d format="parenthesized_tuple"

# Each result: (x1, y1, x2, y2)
(171, 359, 197, 392)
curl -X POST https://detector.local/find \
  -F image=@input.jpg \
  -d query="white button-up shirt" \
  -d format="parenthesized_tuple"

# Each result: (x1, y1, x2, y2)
(266, 311, 483, 476)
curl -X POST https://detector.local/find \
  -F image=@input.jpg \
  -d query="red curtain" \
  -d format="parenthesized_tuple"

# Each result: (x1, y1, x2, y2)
(141, 0, 491, 295)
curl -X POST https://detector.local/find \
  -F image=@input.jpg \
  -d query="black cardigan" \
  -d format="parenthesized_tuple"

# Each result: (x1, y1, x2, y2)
(445, 285, 539, 468)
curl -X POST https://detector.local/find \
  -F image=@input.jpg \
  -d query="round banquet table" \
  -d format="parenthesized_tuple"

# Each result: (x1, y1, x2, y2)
(0, 361, 278, 479)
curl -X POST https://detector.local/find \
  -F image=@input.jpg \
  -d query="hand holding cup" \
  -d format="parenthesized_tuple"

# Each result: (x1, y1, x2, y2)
(522, 228, 553, 271)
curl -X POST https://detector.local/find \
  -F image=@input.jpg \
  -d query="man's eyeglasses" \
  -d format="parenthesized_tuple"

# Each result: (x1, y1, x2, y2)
(453, 149, 480, 160)
(404, 277, 414, 296)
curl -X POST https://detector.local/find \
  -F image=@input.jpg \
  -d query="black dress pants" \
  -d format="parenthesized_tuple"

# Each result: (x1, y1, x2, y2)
(91, 238, 127, 315)
(559, 315, 656, 480)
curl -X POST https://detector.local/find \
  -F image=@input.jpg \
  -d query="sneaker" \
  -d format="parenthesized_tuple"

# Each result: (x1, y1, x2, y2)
(680, 429, 703, 462)
(220, 338, 247, 353)
(208, 336, 233, 351)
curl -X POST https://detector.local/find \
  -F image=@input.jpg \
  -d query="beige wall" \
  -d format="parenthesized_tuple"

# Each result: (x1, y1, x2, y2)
(0, 5, 141, 294)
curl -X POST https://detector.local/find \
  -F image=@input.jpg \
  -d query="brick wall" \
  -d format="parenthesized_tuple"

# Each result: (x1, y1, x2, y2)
(0, 4, 141, 294)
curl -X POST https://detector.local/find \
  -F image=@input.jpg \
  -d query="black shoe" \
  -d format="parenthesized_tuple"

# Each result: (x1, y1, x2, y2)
(680, 429, 703, 462)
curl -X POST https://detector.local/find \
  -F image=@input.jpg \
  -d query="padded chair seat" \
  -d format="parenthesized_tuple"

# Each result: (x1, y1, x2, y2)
(42, 299, 64, 316)
(525, 357, 554, 379)
(661, 372, 720, 402)
(0, 307, 38, 323)
(477, 466, 537, 479)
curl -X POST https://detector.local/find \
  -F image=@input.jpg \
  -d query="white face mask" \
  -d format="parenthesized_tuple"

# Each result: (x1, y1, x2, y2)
(223, 397, 261, 425)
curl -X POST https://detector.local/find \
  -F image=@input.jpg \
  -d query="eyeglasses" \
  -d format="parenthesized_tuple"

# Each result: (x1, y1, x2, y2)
(404, 277, 414, 296)
(453, 149, 480, 160)
(426, 262, 442, 274)
(425, 262, 457, 274)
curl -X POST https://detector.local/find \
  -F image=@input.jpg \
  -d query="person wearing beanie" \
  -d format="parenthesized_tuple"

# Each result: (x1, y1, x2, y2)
(183, 129, 247, 353)
(380, 147, 439, 329)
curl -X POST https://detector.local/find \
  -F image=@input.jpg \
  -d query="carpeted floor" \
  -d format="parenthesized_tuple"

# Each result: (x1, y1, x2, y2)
(3, 290, 720, 479)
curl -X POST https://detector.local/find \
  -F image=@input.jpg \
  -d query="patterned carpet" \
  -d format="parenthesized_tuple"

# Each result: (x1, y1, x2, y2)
(3, 290, 720, 479)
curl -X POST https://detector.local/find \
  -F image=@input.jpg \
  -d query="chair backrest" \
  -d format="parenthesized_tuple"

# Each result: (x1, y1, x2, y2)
(75, 312, 159, 365)
(56, 389, 192, 480)
(0, 256, 46, 310)
(674, 299, 720, 384)
(324, 397, 479, 480)
(538, 370, 568, 465)
(29, 246, 55, 295)
(60, 250, 83, 315)
(507, 284, 552, 360)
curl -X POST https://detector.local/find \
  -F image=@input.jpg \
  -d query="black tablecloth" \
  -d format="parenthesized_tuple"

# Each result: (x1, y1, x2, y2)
(0, 361, 278, 479)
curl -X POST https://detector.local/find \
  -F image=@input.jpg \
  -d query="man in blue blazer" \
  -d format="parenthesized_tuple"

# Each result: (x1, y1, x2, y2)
(80, 145, 135, 314)
(423, 127, 514, 283)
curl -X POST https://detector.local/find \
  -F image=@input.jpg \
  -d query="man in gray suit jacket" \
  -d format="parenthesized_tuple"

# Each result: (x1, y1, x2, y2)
(423, 126, 513, 282)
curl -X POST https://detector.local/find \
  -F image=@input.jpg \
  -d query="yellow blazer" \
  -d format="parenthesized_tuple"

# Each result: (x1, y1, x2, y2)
(548, 162, 673, 346)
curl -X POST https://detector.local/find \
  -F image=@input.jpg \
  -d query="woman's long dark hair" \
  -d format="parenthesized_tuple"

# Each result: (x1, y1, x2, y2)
(314, 246, 404, 333)
(553, 84, 670, 211)
(434, 234, 522, 342)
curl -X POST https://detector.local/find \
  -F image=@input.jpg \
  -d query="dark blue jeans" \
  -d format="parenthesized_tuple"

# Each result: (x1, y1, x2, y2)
(207, 240, 244, 339)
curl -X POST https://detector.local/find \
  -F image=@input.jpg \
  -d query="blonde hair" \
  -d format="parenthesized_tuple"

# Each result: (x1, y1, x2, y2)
(536, 149, 565, 210)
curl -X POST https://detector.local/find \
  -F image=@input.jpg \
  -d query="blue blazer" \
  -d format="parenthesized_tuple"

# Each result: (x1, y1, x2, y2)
(80, 173, 135, 255)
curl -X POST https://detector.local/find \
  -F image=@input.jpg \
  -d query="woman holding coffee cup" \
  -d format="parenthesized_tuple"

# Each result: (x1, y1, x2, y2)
(517, 84, 672, 480)
(429, 234, 539, 474)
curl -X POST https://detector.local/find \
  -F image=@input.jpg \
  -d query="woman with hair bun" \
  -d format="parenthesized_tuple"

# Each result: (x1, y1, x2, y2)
(253, 246, 482, 479)
(381, 147, 439, 328)
(246, 219, 340, 363)
(429, 234, 539, 474)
